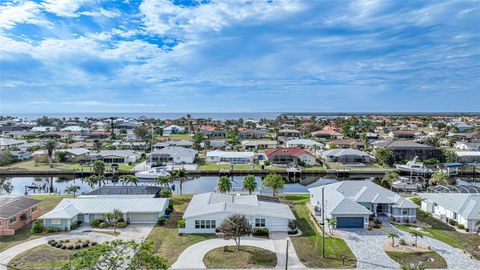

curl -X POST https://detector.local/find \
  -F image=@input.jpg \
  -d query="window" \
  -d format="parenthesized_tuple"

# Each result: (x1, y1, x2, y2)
(255, 218, 266, 227)
(32, 207, 37, 212)
(402, 209, 409, 215)
(51, 219, 62, 225)
(10, 216, 17, 224)
(195, 220, 216, 229)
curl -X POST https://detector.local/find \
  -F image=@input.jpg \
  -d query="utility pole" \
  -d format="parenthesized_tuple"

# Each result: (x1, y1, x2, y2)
(322, 187, 325, 258)
(285, 239, 289, 270)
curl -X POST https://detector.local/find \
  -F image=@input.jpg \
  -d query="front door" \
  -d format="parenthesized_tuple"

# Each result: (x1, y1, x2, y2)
(84, 214, 90, 223)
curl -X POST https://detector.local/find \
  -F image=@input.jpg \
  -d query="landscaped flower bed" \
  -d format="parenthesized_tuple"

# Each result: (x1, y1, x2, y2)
(47, 239, 97, 250)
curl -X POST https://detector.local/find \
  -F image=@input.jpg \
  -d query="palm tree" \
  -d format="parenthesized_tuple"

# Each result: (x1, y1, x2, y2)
(104, 209, 123, 234)
(388, 232, 399, 246)
(173, 168, 187, 195)
(120, 175, 138, 186)
(409, 230, 423, 246)
(86, 175, 105, 188)
(65, 185, 80, 198)
(156, 175, 172, 189)
(242, 175, 257, 195)
(217, 176, 232, 194)
(44, 140, 57, 168)
(428, 172, 451, 186)
(382, 172, 400, 190)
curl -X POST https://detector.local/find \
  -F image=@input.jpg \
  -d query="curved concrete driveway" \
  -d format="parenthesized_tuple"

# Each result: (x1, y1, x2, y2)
(0, 224, 154, 270)
(338, 224, 480, 269)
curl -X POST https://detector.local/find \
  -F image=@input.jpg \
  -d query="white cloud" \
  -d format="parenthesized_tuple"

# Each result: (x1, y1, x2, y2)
(42, 0, 88, 17)
(0, 1, 50, 30)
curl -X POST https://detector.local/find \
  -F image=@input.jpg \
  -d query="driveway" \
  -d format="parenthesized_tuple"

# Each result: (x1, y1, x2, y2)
(172, 234, 305, 269)
(338, 223, 480, 269)
(0, 224, 154, 270)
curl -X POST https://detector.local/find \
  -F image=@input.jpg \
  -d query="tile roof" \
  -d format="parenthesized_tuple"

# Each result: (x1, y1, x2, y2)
(265, 148, 312, 157)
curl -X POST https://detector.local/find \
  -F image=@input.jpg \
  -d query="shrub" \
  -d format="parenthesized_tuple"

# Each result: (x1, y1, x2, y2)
(399, 239, 406, 245)
(411, 197, 422, 206)
(448, 219, 457, 226)
(252, 228, 270, 236)
(75, 244, 81, 249)
(288, 220, 296, 230)
(90, 220, 101, 227)
(117, 221, 127, 228)
(49, 240, 57, 246)
(91, 241, 97, 246)
(59, 240, 64, 243)
(160, 189, 172, 198)
(177, 218, 185, 229)
(99, 222, 108, 228)
(61, 245, 67, 249)
(82, 242, 89, 248)
(68, 245, 74, 250)
(457, 224, 465, 229)
(55, 243, 62, 248)
(466, 228, 470, 232)
(373, 219, 382, 225)
(45, 227, 61, 233)
(48, 240, 56, 245)
(157, 217, 167, 226)
(70, 224, 79, 230)
(263, 160, 270, 166)
(85, 240, 90, 244)
(31, 220, 44, 233)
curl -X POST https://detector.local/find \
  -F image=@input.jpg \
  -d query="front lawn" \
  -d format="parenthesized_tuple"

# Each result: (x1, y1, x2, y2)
(203, 245, 277, 269)
(0, 195, 69, 252)
(9, 244, 75, 269)
(281, 194, 356, 268)
(393, 210, 480, 260)
(387, 251, 447, 269)
(0, 160, 80, 171)
(145, 195, 215, 267)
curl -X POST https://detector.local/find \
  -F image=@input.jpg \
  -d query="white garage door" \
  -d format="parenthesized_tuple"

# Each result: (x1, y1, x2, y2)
(130, 213, 157, 223)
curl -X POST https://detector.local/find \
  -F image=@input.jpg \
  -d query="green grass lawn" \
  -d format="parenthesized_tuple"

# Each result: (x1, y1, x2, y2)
(156, 134, 191, 141)
(301, 165, 327, 171)
(281, 194, 356, 268)
(203, 245, 277, 269)
(0, 195, 69, 252)
(393, 210, 480, 260)
(0, 160, 81, 171)
(144, 195, 216, 267)
(9, 244, 75, 269)
(386, 251, 447, 269)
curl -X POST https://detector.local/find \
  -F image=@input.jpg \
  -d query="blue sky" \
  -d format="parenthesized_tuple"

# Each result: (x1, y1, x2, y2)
(0, 0, 479, 113)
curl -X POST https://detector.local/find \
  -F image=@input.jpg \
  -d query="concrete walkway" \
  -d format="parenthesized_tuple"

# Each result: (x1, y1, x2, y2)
(338, 223, 480, 270)
(0, 224, 154, 270)
(270, 232, 307, 269)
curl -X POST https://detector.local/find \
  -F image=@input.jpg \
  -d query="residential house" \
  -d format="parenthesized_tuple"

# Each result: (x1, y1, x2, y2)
(179, 192, 295, 234)
(207, 140, 228, 149)
(286, 139, 323, 150)
(448, 121, 473, 132)
(277, 129, 300, 143)
(241, 140, 278, 150)
(31, 126, 56, 133)
(148, 147, 197, 164)
(420, 193, 480, 232)
(264, 148, 316, 166)
(311, 130, 344, 140)
(374, 140, 442, 161)
(0, 138, 25, 150)
(454, 142, 480, 151)
(63, 148, 90, 162)
(153, 140, 193, 149)
(4, 130, 34, 139)
(0, 196, 41, 236)
(389, 130, 419, 139)
(40, 195, 169, 230)
(325, 139, 365, 150)
(455, 151, 480, 163)
(206, 150, 254, 164)
(162, 125, 186, 136)
(61, 126, 90, 133)
(98, 150, 140, 164)
(238, 129, 268, 139)
(321, 149, 373, 163)
(309, 181, 417, 228)
(10, 150, 31, 161)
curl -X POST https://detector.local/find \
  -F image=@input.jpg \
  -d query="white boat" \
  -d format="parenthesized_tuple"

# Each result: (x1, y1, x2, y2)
(396, 156, 432, 174)
(391, 177, 423, 191)
(135, 167, 170, 180)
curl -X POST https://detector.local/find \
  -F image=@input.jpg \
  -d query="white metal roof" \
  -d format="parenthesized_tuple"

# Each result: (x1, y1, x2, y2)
(206, 150, 254, 158)
(420, 193, 480, 220)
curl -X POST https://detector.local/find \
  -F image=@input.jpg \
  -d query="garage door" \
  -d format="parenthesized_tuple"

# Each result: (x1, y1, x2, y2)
(336, 217, 364, 228)
(130, 213, 157, 223)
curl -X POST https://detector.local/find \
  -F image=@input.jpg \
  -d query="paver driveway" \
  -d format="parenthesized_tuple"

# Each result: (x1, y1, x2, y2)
(338, 223, 480, 269)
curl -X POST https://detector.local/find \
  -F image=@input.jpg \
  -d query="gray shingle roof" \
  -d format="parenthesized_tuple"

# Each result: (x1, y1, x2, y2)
(0, 196, 41, 218)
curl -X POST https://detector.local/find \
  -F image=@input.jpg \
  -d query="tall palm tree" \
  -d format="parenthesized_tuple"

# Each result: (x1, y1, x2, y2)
(156, 175, 172, 189)
(120, 175, 138, 186)
(217, 176, 232, 194)
(388, 232, 399, 246)
(65, 185, 81, 198)
(174, 168, 187, 195)
(242, 175, 257, 195)
(45, 140, 57, 168)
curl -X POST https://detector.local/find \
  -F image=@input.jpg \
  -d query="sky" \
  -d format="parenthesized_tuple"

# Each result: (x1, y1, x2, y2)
(0, 0, 479, 114)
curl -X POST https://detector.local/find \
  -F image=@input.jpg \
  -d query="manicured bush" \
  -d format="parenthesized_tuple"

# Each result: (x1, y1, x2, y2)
(411, 197, 422, 206)
(91, 241, 97, 246)
(288, 220, 296, 230)
(99, 222, 108, 228)
(61, 245, 67, 249)
(68, 245, 74, 250)
(157, 217, 166, 226)
(47, 240, 55, 245)
(90, 220, 101, 227)
(31, 220, 44, 233)
(75, 244, 81, 249)
(466, 228, 470, 232)
(49, 240, 57, 246)
(399, 239, 406, 245)
(448, 219, 457, 226)
(373, 219, 382, 225)
(160, 189, 172, 198)
(117, 221, 127, 228)
(177, 218, 185, 229)
(85, 240, 90, 244)
(45, 227, 61, 233)
(59, 240, 65, 243)
(263, 160, 270, 166)
(82, 242, 89, 248)
(457, 224, 465, 229)
(55, 243, 62, 248)
(252, 228, 270, 237)
(70, 224, 79, 230)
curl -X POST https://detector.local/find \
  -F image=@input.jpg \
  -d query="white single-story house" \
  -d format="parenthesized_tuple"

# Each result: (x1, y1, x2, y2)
(180, 192, 295, 234)
(61, 126, 90, 133)
(31, 126, 56, 133)
(162, 125, 186, 136)
(309, 181, 418, 228)
(286, 139, 323, 150)
(153, 140, 193, 149)
(98, 150, 140, 164)
(241, 140, 278, 150)
(148, 147, 197, 164)
(39, 195, 169, 230)
(0, 138, 25, 150)
(420, 193, 480, 232)
(455, 151, 480, 163)
(206, 150, 254, 164)
(454, 142, 480, 151)
(321, 148, 373, 163)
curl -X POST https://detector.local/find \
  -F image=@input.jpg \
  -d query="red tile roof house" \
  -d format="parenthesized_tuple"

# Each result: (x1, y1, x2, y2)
(0, 196, 41, 236)
(265, 148, 316, 166)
